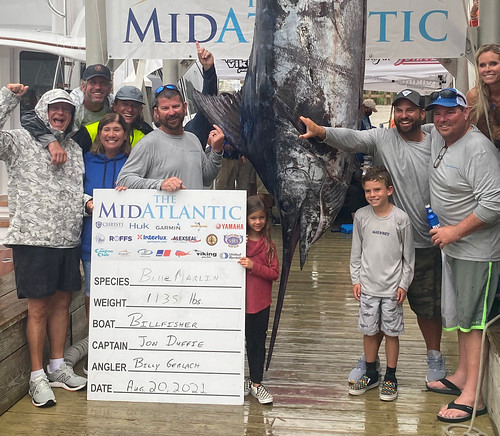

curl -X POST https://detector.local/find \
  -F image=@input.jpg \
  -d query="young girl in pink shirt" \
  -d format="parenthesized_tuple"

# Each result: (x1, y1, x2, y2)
(238, 196, 279, 404)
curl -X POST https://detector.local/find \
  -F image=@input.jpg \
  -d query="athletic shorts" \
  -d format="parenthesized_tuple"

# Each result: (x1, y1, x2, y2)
(406, 246, 442, 319)
(358, 293, 404, 337)
(12, 245, 82, 299)
(442, 255, 499, 332)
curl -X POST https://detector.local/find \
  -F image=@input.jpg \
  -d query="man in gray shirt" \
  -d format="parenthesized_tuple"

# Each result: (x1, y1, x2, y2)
(299, 90, 445, 384)
(424, 89, 500, 423)
(117, 84, 224, 191)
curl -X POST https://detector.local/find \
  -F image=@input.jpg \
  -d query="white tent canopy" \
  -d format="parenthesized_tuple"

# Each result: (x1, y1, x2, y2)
(215, 58, 452, 94)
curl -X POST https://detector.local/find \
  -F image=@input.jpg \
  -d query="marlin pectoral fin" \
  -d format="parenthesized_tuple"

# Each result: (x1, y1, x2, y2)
(275, 95, 324, 150)
(192, 90, 242, 148)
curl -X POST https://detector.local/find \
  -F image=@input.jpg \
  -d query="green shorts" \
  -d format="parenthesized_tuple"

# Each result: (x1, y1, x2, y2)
(407, 246, 442, 319)
(442, 256, 499, 332)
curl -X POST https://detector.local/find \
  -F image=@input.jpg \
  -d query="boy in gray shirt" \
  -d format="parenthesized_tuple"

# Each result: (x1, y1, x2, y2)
(349, 167, 415, 401)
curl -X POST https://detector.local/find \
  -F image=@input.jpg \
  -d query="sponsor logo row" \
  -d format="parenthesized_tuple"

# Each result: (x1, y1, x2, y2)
(94, 233, 244, 248)
(94, 248, 242, 260)
(95, 221, 244, 231)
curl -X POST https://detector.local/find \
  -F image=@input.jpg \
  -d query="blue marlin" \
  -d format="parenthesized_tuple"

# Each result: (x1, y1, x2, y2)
(194, 0, 366, 368)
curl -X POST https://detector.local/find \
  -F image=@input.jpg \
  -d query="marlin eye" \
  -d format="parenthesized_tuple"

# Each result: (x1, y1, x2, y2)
(280, 199, 293, 213)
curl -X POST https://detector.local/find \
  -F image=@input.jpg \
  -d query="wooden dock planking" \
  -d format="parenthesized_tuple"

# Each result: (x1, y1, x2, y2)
(0, 229, 495, 435)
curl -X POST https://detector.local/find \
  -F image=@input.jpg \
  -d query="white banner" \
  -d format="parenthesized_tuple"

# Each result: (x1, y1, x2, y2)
(366, 0, 467, 59)
(106, 0, 256, 60)
(106, 0, 467, 61)
(88, 189, 247, 405)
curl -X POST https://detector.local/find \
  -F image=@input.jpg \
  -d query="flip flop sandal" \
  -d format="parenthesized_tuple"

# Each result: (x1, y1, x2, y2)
(426, 378, 462, 396)
(437, 400, 488, 423)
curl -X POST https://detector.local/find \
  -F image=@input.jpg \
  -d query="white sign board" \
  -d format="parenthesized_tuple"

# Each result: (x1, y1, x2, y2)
(105, 0, 256, 60)
(366, 0, 467, 59)
(88, 189, 247, 405)
(106, 0, 467, 60)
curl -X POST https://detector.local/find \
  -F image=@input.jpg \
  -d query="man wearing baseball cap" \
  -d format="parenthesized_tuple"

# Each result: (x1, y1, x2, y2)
(0, 84, 89, 407)
(424, 88, 500, 423)
(76, 63, 113, 126)
(299, 89, 446, 387)
(361, 98, 378, 130)
(76, 85, 152, 154)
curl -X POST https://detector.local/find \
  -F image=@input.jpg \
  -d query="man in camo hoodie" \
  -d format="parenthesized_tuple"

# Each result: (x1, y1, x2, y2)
(0, 84, 89, 408)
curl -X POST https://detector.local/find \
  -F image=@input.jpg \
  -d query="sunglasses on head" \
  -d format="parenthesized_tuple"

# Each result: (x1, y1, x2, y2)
(429, 89, 466, 105)
(154, 84, 180, 97)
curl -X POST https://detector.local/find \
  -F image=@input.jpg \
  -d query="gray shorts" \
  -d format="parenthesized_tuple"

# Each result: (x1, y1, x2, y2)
(407, 246, 442, 319)
(358, 293, 404, 337)
(442, 255, 499, 331)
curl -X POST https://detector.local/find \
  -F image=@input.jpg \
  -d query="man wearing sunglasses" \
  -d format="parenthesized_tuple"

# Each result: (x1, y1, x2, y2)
(116, 83, 224, 191)
(424, 88, 500, 423)
(298, 89, 446, 385)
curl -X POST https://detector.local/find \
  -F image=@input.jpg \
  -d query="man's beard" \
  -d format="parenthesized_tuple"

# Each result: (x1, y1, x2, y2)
(161, 114, 184, 131)
(395, 117, 422, 135)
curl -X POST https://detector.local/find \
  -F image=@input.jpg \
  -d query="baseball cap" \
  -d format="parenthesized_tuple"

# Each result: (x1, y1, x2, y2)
(392, 89, 424, 108)
(362, 98, 378, 112)
(425, 88, 467, 110)
(82, 64, 111, 81)
(115, 86, 144, 104)
(48, 92, 75, 107)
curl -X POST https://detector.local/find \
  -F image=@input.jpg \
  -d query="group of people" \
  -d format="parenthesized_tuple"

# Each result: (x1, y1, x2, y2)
(0, 41, 282, 409)
(0, 37, 499, 421)
(300, 42, 500, 423)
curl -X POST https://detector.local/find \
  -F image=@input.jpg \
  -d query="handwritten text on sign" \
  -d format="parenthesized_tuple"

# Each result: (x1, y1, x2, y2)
(88, 189, 247, 405)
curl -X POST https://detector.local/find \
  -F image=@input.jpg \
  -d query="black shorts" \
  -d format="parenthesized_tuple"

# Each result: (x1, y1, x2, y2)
(407, 246, 442, 319)
(12, 245, 82, 299)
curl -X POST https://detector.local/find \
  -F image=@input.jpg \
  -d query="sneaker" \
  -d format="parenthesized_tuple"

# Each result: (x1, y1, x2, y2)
(426, 350, 446, 382)
(348, 354, 381, 384)
(83, 359, 88, 375)
(29, 375, 56, 408)
(244, 377, 252, 396)
(380, 379, 398, 401)
(251, 384, 273, 404)
(348, 374, 380, 396)
(47, 362, 87, 391)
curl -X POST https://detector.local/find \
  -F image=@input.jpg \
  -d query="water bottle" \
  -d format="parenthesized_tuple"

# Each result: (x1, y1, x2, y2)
(425, 204, 440, 229)
(361, 155, 373, 176)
